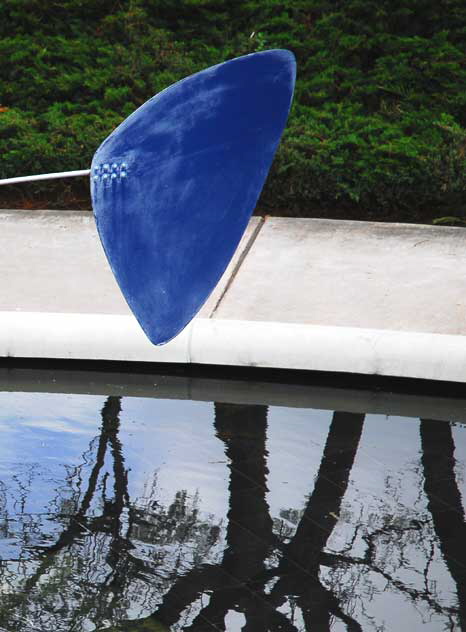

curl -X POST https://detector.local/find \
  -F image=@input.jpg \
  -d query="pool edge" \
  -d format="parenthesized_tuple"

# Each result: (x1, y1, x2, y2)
(1, 311, 465, 383)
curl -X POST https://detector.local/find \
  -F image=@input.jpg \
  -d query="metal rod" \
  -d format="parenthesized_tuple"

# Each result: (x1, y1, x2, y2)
(0, 169, 91, 186)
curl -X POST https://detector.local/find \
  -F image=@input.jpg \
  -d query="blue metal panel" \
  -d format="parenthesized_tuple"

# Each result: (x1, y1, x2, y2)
(91, 49, 296, 344)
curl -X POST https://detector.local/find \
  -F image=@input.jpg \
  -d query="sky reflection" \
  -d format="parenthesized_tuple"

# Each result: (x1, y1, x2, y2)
(0, 385, 464, 631)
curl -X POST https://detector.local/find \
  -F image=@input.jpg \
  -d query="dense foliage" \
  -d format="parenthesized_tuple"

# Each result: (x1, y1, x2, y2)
(1, 0, 465, 220)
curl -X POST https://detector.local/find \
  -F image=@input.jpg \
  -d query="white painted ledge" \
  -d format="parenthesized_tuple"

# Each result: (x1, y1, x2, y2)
(0, 312, 190, 363)
(0, 311, 466, 383)
(191, 319, 466, 382)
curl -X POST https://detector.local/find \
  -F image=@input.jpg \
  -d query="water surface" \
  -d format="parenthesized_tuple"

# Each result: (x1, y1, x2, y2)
(0, 374, 465, 631)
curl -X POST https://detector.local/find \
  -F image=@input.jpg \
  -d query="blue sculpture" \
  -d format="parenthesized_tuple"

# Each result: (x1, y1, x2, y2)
(92, 49, 295, 344)
(0, 50, 296, 344)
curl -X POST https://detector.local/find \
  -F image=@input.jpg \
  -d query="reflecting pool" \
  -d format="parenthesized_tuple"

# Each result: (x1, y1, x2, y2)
(0, 369, 465, 631)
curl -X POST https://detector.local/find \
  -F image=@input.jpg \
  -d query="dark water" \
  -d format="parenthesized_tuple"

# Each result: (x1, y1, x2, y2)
(0, 373, 465, 631)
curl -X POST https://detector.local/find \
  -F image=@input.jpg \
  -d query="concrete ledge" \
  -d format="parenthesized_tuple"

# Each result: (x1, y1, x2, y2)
(0, 312, 189, 363)
(191, 319, 466, 382)
(2, 312, 466, 383)
(2, 211, 466, 383)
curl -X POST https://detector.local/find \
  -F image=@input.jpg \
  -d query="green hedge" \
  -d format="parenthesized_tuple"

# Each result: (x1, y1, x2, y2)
(1, 0, 465, 220)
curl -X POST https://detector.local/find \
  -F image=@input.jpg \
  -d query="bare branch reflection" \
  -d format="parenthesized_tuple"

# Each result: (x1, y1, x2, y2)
(0, 396, 464, 631)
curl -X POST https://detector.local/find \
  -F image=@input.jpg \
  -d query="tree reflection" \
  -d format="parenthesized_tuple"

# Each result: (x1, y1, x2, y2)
(421, 419, 466, 629)
(148, 408, 464, 631)
(0, 396, 222, 631)
(269, 411, 365, 631)
(145, 408, 365, 631)
(0, 397, 464, 631)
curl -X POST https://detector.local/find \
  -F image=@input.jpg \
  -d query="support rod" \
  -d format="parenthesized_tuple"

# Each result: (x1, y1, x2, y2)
(0, 170, 91, 186)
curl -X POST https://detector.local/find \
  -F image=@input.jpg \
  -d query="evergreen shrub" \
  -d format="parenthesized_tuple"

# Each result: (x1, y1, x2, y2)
(0, 0, 465, 220)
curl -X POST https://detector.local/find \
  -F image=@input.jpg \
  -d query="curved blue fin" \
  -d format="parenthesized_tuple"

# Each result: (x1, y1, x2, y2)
(91, 49, 296, 344)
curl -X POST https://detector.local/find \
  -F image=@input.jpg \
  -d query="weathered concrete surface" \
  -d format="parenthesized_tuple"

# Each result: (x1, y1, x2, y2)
(0, 210, 260, 318)
(199, 217, 262, 317)
(0, 210, 129, 315)
(214, 217, 466, 335)
(1, 210, 466, 380)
